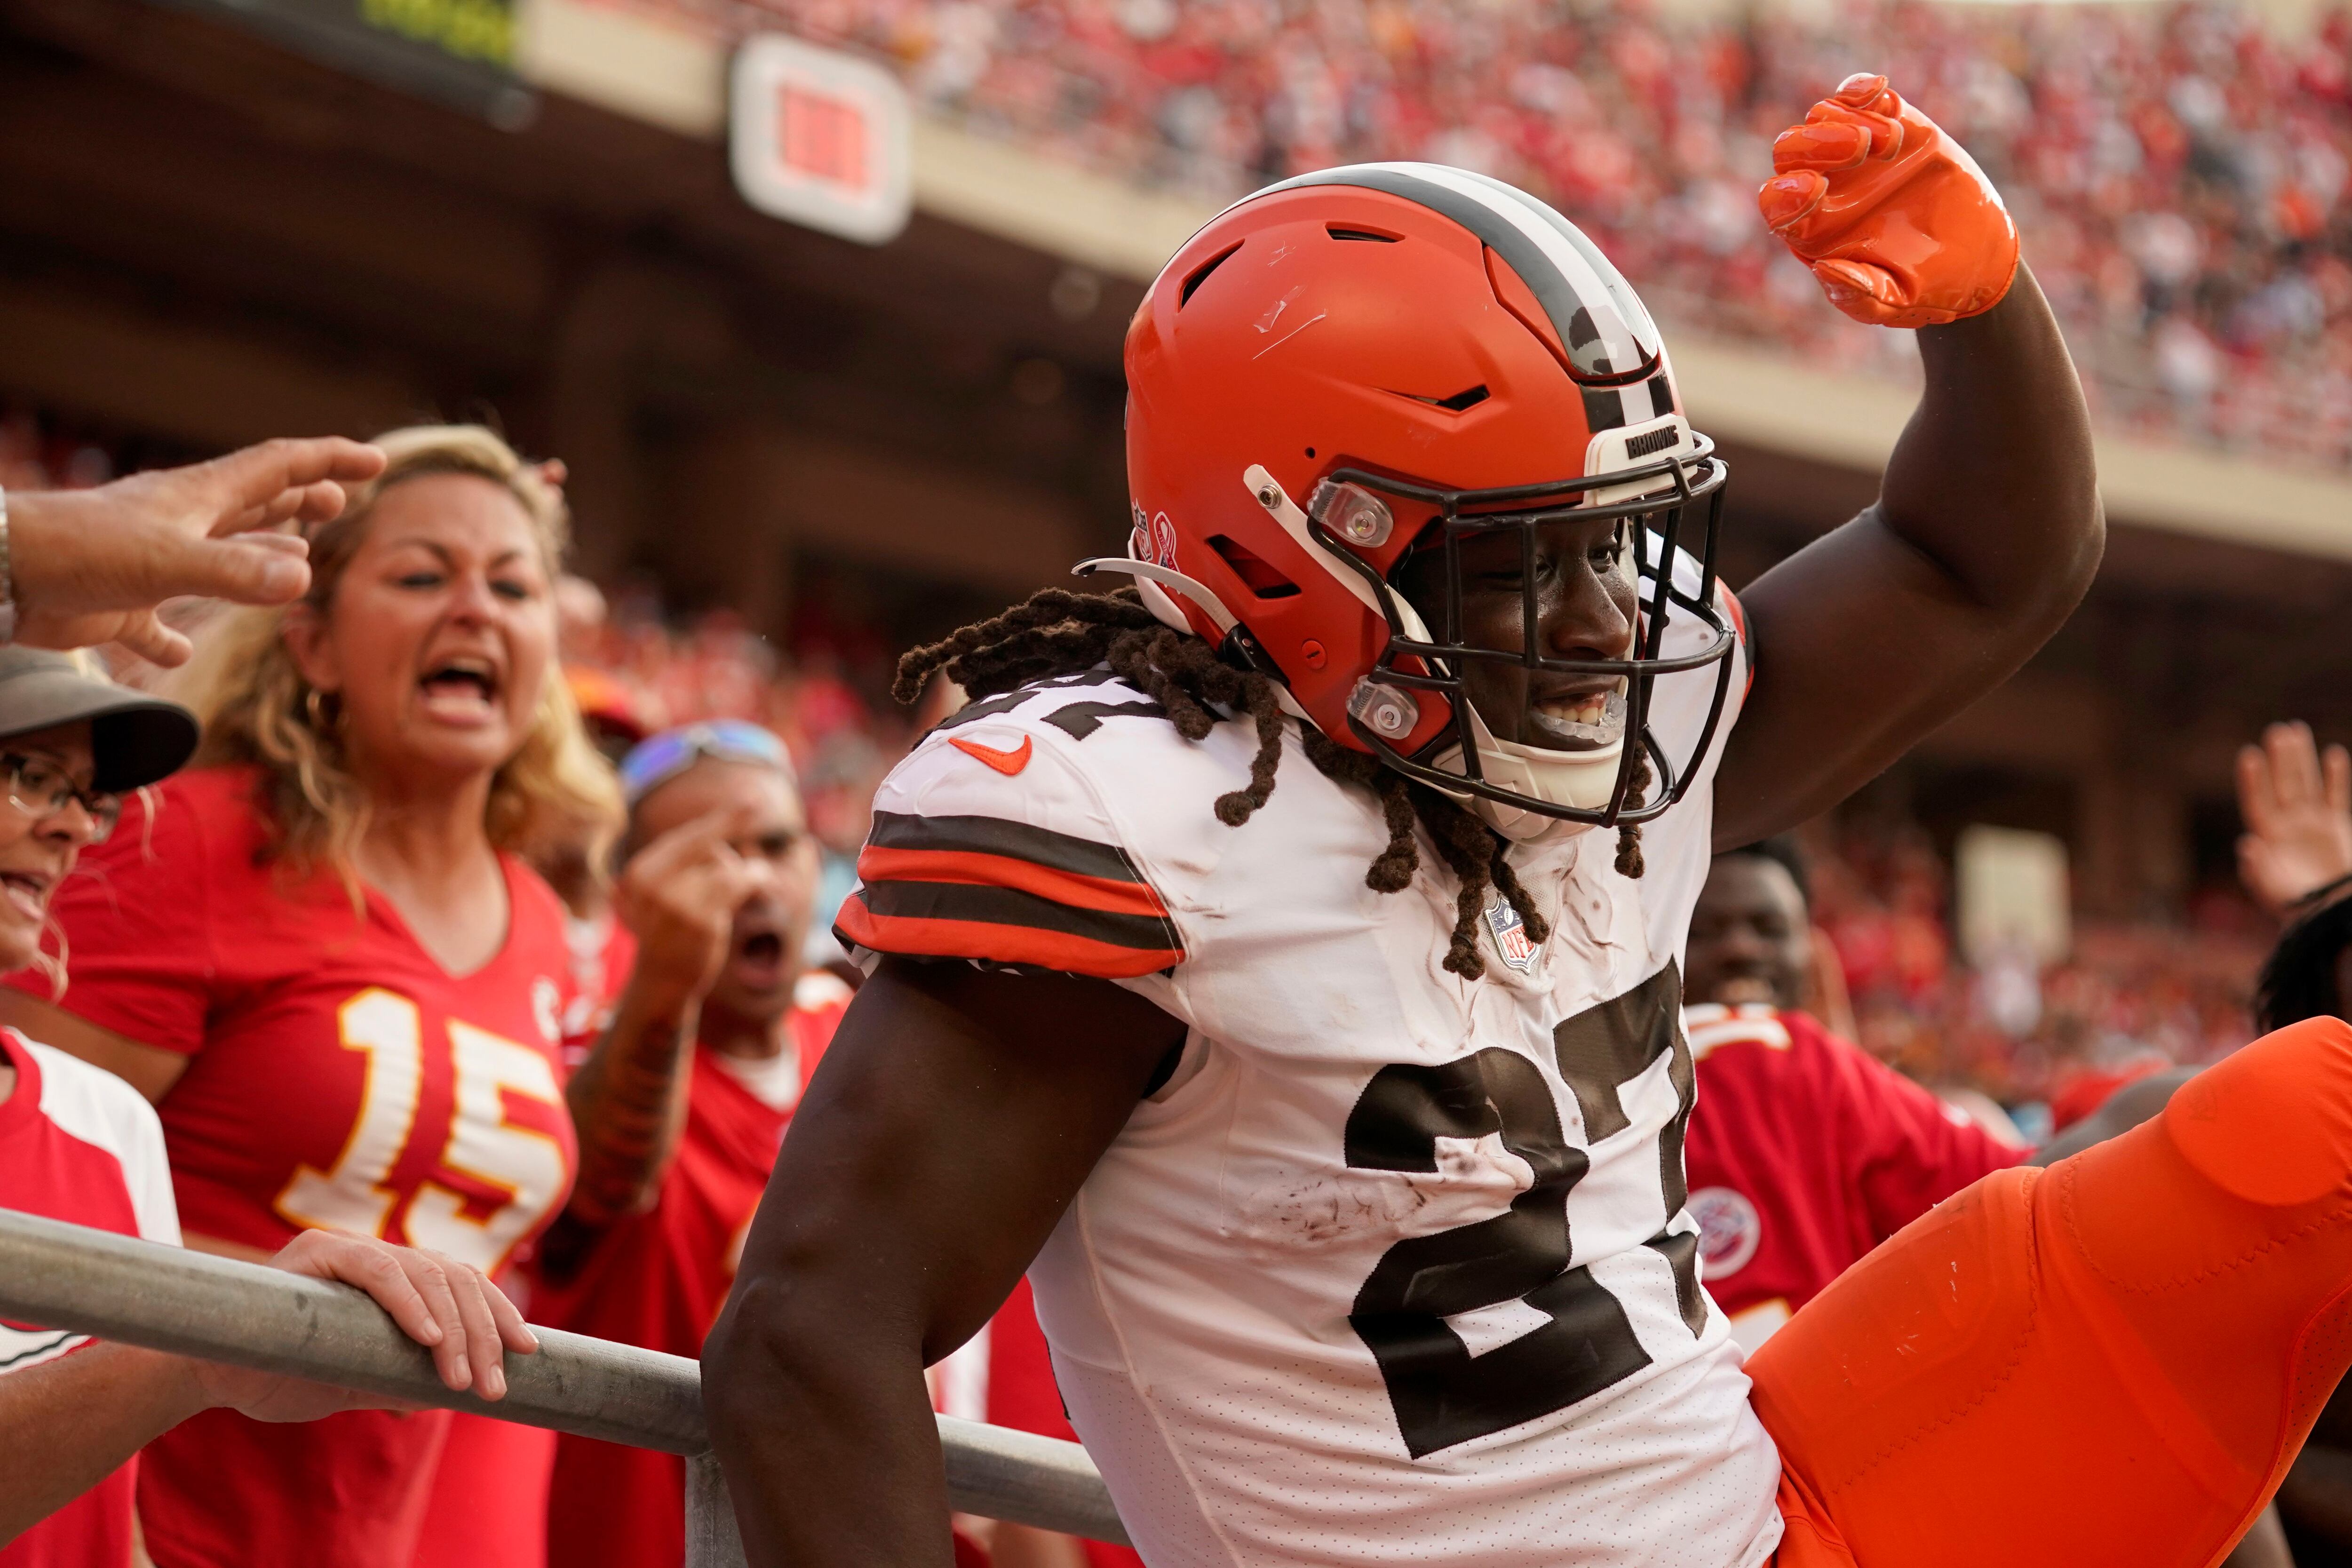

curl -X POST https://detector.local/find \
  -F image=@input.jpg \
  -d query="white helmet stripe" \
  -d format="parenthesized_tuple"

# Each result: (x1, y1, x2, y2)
(1383, 163, 1653, 376)
(1449, 168, 1665, 356)
(1248, 162, 1658, 385)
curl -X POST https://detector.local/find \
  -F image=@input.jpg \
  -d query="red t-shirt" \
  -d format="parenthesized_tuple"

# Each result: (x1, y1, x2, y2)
(8, 766, 580, 1568)
(1681, 1003, 2024, 1348)
(539, 977, 849, 1568)
(0, 1028, 180, 1568)
(410, 918, 640, 1568)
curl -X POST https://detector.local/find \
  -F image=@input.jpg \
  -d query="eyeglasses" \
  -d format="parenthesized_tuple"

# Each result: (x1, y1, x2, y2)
(618, 720, 794, 805)
(1, 753, 121, 843)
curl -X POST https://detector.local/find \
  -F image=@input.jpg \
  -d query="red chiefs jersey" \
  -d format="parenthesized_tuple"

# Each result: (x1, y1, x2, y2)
(8, 766, 580, 1568)
(539, 977, 849, 1568)
(1681, 1003, 2023, 1347)
(0, 1028, 180, 1568)
(410, 920, 639, 1568)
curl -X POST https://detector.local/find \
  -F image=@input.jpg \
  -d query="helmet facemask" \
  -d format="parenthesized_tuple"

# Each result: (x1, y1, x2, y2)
(1309, 437, 1738, 839)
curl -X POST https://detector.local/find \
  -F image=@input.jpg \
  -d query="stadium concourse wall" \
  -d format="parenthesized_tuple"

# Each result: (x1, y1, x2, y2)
(0, 0, 1140, 654)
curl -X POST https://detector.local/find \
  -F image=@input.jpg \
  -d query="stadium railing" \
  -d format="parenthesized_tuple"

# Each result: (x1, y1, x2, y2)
(0, 1207, 1130, 1564)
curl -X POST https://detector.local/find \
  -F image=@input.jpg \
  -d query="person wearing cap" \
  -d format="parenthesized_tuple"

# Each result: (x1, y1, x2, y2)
(529, 719, 843, 1568)
(0, 426, 623, 1568)
(0, 648, 540, 1568)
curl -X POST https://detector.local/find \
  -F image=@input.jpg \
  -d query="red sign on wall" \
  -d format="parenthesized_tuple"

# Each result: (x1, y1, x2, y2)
(730, 35, 910, 245)
(778, 83, 868, 192)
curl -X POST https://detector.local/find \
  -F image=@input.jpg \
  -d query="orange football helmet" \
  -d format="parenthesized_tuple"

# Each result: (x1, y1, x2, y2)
(1101, 164, 1736, 836)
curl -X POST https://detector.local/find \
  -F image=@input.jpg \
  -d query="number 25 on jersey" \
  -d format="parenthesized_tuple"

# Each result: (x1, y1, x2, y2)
(277, 987, 566, 1274)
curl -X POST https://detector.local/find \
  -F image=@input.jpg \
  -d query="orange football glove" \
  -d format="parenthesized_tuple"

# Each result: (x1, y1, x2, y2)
(1758, 73, 2020, 328)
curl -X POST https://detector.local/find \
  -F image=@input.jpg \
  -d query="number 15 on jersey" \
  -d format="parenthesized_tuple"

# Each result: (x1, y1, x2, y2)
(277, 987, 567, 1274)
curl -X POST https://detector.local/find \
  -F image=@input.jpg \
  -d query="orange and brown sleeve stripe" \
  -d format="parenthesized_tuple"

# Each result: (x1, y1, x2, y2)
(834, 811, 1184, 979)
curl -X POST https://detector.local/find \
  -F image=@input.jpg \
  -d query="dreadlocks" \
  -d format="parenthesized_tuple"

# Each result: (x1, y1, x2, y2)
(896, 587, 1648, 979)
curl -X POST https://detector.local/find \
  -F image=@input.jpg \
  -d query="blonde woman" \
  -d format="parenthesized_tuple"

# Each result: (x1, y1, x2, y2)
(0, 427, 624, 1568)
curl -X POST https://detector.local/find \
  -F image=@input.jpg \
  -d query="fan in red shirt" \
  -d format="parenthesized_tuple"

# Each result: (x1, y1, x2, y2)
(531, 721, 842, 1568)
(1680, 840, 2026, 1350)
(0, 650, 542, 1568)
(0, 427, 629, 1568)
(1681, 840, 2214, 1347)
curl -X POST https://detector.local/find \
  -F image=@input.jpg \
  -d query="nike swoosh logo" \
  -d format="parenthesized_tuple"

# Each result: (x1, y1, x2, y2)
(950, 735, 1033, 776)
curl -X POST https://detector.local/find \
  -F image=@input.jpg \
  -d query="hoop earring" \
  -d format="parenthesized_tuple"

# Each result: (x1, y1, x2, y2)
(305, 688, 339, 733)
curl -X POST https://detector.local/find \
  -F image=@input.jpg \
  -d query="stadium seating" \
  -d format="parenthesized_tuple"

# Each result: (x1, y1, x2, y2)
(760, 0, 2352, 465)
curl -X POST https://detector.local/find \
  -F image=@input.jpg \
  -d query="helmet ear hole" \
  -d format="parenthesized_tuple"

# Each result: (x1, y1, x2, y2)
(1180, 243, 1245, 308)
(1206, 535, 1303, 599)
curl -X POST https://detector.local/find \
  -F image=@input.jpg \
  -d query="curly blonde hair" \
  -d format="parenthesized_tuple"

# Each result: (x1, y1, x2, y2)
(169, 425, 623, 892)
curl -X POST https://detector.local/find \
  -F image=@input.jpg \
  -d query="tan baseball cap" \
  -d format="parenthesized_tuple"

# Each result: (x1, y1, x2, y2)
(0, 647, 199, 793)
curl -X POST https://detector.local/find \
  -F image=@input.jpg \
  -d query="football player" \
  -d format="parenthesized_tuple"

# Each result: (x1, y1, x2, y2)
(706, 77, 2352, 1568)
(1681, 843, 2295, 1567)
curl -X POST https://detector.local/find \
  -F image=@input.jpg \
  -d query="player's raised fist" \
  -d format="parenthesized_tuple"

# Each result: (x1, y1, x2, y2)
(1757, 73, 2018, 328)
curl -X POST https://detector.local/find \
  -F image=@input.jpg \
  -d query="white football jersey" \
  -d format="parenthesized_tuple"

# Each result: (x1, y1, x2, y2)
(840, 552, 1782, 1568)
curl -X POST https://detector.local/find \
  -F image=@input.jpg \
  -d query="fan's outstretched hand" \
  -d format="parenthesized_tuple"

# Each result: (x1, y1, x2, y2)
(2237, 721, 2352, 916)
(7, 436, 385, 665)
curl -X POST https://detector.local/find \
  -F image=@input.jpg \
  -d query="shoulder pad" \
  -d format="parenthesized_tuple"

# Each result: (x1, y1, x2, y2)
(836, 674, 1213, 979)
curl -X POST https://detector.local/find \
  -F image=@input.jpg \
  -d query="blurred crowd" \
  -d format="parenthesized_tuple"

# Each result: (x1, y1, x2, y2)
(1796, 817, 2266, 1136)
(5, 398, 2289, 1134)
(532, 567, 2305, 1150)
(551, 567, 2294, 1148)
(710, 0, 2352, 462)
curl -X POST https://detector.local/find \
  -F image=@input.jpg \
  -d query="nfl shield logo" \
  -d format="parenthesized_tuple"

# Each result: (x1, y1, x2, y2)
(1483, 892, 1540, 974)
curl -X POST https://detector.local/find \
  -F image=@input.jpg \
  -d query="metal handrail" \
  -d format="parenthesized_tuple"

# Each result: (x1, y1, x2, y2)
(0, 1208, 1130, 1552)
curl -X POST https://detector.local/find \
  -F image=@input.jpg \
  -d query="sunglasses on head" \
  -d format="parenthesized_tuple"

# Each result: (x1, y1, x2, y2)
(619, 720, 793, 805)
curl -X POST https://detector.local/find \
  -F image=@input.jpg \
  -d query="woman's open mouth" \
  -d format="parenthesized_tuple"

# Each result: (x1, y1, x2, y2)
(418, 657, 502, 724)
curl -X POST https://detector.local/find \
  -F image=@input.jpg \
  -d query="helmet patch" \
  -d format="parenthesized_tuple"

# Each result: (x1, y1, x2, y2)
(1129, 505, 1181, 570)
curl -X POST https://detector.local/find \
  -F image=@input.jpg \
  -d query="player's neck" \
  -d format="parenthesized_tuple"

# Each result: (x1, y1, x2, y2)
(699, 987, 798, 1061)
(0, 1061, 14, 1106)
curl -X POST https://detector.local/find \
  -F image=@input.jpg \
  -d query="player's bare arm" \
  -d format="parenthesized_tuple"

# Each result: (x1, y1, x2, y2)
(1711, 76, 2103, 849)
(701, 959, 1179, 1568)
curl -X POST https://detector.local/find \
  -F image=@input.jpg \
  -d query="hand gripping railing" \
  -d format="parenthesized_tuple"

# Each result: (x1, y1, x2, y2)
(0, 1208, 1130, 1564)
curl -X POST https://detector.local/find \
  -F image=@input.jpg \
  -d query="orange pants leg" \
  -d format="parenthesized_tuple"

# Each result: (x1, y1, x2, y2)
(1749, 1016, 2352, 1568)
